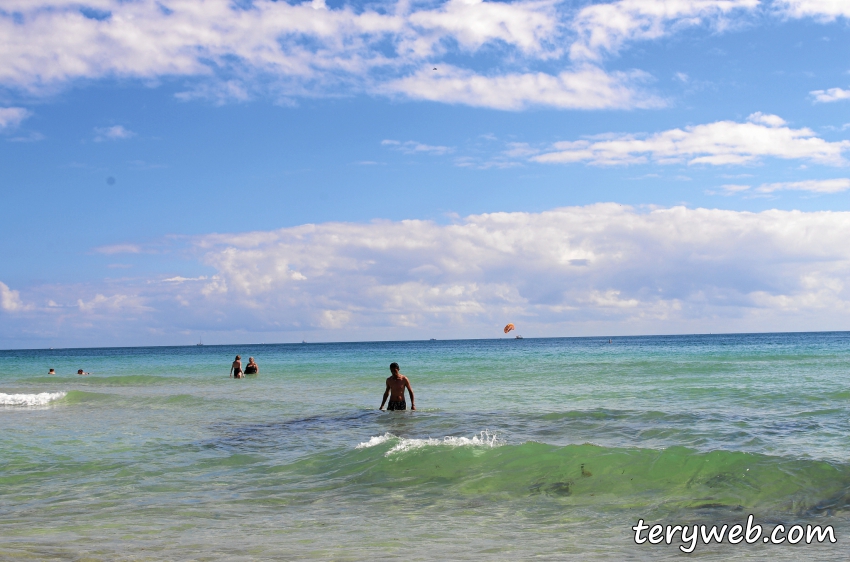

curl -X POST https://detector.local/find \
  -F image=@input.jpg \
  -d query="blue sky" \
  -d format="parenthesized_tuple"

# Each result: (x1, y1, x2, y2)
(2, 0, 850, 347)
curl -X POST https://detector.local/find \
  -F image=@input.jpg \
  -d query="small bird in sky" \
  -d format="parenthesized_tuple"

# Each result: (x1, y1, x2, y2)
(433, 67, 437, 70)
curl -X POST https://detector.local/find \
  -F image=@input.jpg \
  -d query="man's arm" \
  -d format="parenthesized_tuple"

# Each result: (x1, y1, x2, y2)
(379, 379, 390, 410)
(405, 377, 415, 410)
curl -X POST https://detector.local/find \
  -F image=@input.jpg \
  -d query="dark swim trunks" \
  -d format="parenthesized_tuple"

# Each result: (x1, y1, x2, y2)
(387, 400, 406, 411)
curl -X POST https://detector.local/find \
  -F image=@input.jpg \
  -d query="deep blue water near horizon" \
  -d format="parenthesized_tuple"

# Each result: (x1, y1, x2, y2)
(2, 332, 850, 560)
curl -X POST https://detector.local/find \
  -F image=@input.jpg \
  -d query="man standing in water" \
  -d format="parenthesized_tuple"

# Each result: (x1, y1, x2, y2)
(380, 362, 415, 411)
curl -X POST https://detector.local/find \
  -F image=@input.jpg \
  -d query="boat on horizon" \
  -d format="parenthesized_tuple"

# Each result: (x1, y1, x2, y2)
(515, 335, 523, 339)
(196, 337, 204, 346)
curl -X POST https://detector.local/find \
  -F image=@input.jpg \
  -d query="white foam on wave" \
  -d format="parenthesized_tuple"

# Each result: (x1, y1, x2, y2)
(356, 433, 394, 449)
(0, 392, 67, 407)
(356, 430, 503, 456)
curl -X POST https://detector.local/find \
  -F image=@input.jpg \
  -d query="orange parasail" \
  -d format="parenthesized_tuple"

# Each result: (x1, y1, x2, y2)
(503, 323, 515, 334)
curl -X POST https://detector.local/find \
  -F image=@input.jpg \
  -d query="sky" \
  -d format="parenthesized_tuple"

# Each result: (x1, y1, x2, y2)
(1, 0, 850, 348)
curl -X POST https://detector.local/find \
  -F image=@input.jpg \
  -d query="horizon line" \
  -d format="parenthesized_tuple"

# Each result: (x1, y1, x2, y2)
(2, 329, 849, 353)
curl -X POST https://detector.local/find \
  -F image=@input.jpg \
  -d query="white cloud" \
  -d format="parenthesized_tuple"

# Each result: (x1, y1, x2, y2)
(174, 204, 850, 331)
(756, 178, 850, 193)
(0, 282, 32, 312)
(95, 244, 142, 254)
(778, 0, 850, 19)
(532, 113, 849, 166)
(3, 0, 845, 112)
(407, 0, 559, 55)
(569, 0, 759, 61)
(77, 293, 149, 313)
(719, 183, 752, 193)
(0, 107, 31, 131)
(381, 139, 453, 155)
(746, 111, 786, 127)
(0, 0, 554, 96)
(0, 0, 671, 110)
(714, 178, 850, 195)
(161, 276, 209, 283)
(9, 204, 850, 343)
(810, 87, 850, 103)
(94, 125, 135, 141)
(179, 204, 850, 334)
(386, 65, 663, 110)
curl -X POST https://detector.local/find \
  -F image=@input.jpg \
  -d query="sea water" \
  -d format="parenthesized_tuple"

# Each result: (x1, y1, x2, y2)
(1, 333, 849, 560)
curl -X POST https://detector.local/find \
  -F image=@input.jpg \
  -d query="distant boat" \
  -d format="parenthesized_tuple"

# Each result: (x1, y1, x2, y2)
(515, 335, 523, 339)
(302, 340, 307, 344)
(430, 338, 437, 341)
(196, 337, 204, 346)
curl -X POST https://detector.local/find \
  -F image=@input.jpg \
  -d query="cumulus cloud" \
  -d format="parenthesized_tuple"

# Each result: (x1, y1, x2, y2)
(168, 204, 850, 337)
(7, 0, 849, 112)
(407, 0, 559, 55)
(0, 0, 563, 107)
(570, 0, 759, 61)
(8, 204, 850, 343)
(0, 281, 32, 312)
(810, 87, 850, 103)
(0, 0, 761, 110)
(0, 107, 31, 131)
(532, 113, 850, 166)
(777, 0, 850, 19)
(93, 125, 135, 141)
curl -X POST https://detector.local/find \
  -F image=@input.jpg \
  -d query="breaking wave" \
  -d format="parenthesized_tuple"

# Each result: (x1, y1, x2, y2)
(356, 430, 503, 456)
(0, 392, 67, 407)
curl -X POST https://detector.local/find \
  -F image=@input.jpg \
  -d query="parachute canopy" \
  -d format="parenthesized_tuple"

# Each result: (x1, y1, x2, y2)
(503, 323, 515, 334)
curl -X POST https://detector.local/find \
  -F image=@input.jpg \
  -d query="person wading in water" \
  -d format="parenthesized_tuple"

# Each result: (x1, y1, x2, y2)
(230, 355, 243, 378)
(379, 362, 415, 411)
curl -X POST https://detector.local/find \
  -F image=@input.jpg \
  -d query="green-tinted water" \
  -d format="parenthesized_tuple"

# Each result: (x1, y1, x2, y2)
(1, 333, 849, 559)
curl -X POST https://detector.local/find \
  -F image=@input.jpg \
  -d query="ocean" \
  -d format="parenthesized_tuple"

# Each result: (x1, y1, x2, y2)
(1, 333, 849, 560)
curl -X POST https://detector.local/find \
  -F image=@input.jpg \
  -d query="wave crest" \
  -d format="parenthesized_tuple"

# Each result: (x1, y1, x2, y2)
(356, 431, 503, 456)
(0, 392, 67, 407)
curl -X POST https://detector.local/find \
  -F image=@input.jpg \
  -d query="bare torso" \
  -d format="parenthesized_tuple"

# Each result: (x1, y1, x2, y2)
(386, 375, 409, 401)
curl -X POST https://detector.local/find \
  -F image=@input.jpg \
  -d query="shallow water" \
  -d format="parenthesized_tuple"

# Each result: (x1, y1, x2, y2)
(1, 333, 849, 559)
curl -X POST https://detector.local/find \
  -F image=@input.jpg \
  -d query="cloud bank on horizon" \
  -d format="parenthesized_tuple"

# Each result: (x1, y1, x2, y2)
(3, 205, 850, 345)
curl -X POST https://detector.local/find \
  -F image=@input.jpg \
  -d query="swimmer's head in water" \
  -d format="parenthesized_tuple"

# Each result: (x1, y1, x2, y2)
(49, 369, 55, 374)
(77, 369, 84, 374)
(390, 362, 400, 374)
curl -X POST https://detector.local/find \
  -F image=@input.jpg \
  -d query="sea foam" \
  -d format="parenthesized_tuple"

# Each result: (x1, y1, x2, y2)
(0, 392, 67, 407)
(357, 430, 503, 456)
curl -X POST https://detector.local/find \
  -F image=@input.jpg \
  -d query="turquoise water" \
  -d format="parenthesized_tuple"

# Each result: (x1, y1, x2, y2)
(1, 333, 849, 560)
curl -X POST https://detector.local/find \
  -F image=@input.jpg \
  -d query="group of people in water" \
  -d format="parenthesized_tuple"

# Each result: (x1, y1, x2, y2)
(229, 355, 259, 378)
(47, 369, 89, 375)
(229, 357, 415, 411)
(50, 354, 415, 412)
